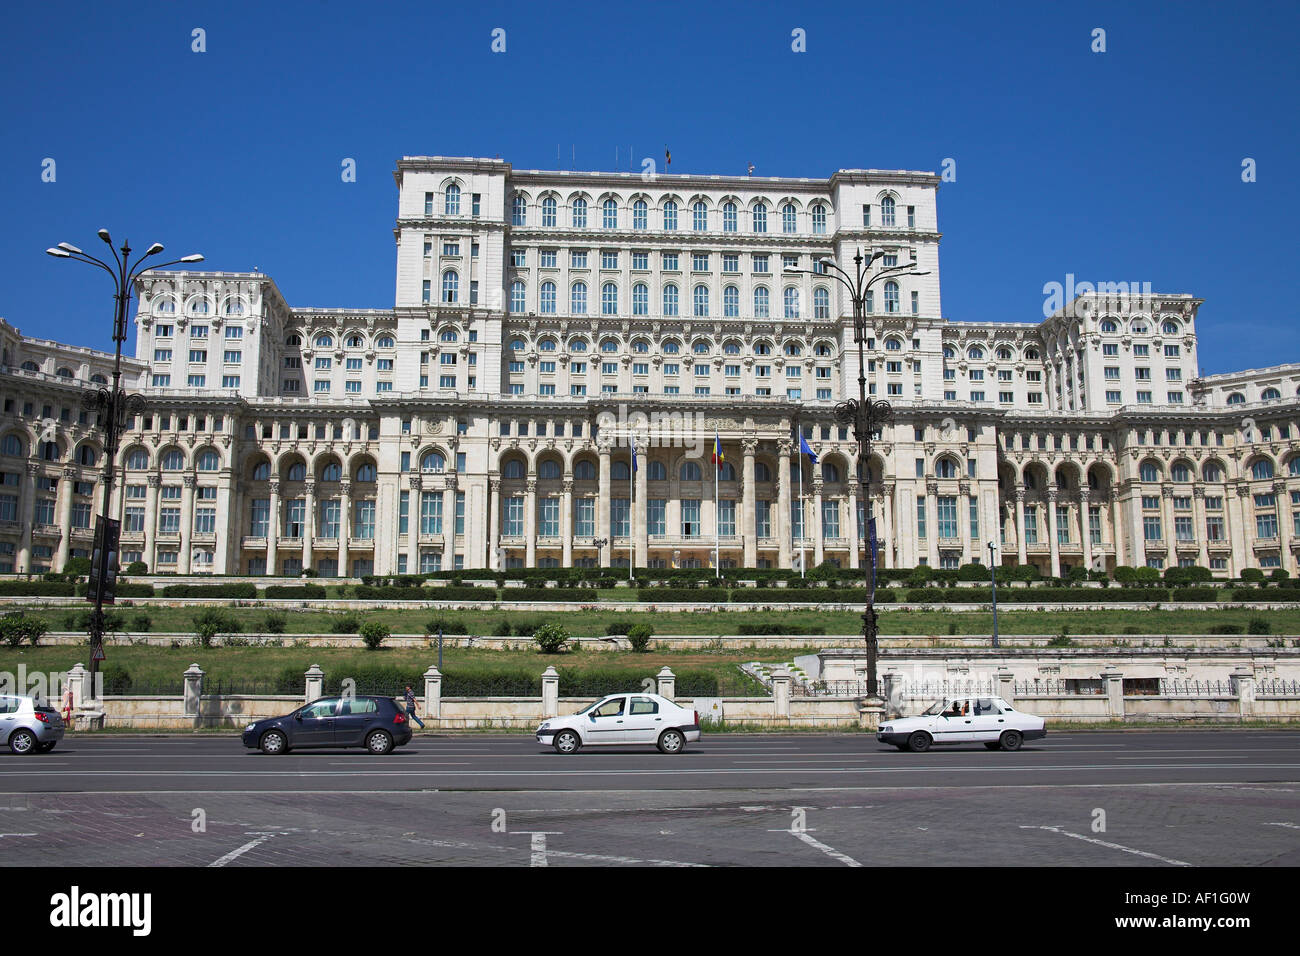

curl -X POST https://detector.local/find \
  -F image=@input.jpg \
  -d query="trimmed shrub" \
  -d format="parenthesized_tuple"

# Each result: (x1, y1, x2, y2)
(627, 623, 654, 652)
(636, 588, 728, 602)
(425, 615, 467, 636)
(360, 621, 390, 650)
(499, 588, 590, 602)
(0, 581, 75, 597)
(512, 619, 545, 637)
(736, 622, 825, 636)
(330, 613, 362, 634)
(1171, 587, 1220, 602)
(0, 612, 47, 647)
(130, 612, 153, 633)
(264, 584, 327, 599)
(63, 557, 92, 576)
(115, 583, 155, 598)
(605, 620, 631, 636)
(1241, 568, 1265, 582)
(1208, 624, 1244, 634)
(1247, 616, 1272, 635)
(533, 622, 570, 654)
(125, 561, 148, 575)
(101, 663, 133, 695)
(161, 583, 257, 599)
(492, 619, 512, 637)
(262, 613, 287, 634)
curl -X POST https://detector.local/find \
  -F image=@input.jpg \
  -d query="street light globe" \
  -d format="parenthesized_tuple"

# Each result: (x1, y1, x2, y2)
(179, 254, 205, 263)
(97, 229, 111, 243)
(144, 243, 164, 256)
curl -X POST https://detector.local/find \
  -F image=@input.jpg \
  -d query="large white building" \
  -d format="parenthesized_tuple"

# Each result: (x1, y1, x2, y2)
(2, 156, 1298, 578)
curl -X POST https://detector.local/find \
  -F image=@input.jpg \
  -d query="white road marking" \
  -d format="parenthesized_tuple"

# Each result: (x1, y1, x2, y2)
(1265, 822, 1300, 829)
(1019, 825, 1192, 866)
(208, 834, 272, 867)
(0, 833, 37, 838)
(781, 828, 862, 867)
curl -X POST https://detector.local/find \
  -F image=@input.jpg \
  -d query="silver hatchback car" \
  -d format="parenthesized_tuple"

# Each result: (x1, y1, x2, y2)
(1, 695, 65, 754)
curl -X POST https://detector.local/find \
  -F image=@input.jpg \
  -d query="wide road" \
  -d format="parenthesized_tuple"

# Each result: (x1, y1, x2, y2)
(2, 730, 1298, 866)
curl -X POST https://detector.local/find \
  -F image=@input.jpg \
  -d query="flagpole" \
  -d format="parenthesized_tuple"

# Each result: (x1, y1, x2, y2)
(629, 436, 634, 581)
(714, 446, 720, 579)
(798, 446, 805, 579)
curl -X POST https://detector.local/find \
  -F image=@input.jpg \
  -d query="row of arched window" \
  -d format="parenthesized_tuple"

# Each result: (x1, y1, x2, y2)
(284, 332, 396, 350)
(508, 195, 829, 235)
(1097, 318, 1182, 335)
(152, 297, 247, 316)
(13, 361, 109, 383)
(508, 279, 834, 318)
(1134, 458, 1300, 483)
(506, 336, 833, 358)
(1225, 386, 1300, 404)
(248, 459, 378, 483)
(943, 344, 1042, 362)
(0, 434, 98, 464)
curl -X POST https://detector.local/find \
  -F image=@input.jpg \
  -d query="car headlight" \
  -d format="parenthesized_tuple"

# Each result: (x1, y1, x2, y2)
(538, 723, 550, 732)
(245, 723, 256, 732)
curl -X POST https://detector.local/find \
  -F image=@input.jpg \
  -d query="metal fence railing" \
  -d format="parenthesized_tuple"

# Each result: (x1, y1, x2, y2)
(1256, 679, 1300, 697)
(201, 678, 293, 697)
(1159, 679, 1235, 697)
(1014, 680, 1105, 696)
(791, 681, 875, 698)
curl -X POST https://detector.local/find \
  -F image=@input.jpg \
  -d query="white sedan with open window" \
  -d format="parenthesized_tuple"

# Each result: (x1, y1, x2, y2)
(536, 693, 702, 754)
(876, 696, 1046, 752)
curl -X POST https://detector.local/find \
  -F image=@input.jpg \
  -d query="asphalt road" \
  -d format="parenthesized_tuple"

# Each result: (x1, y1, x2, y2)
(2, 730, 1298, 866)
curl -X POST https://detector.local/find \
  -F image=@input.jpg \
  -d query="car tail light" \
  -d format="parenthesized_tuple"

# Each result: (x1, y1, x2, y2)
(393, 713, 407, 724)
(32, 712, 49, 723)
(693, 710, 699, 726)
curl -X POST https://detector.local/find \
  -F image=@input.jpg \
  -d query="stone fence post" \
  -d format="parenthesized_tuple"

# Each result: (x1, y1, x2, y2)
(772, 667, 792, 721)
(541, 666, 559, 717)
(995, 669, 1016, 707)
(656, 666, 676, 701)
(304, 664, 324, 702)
(1230, 668, 1255, 720)
(1101, 669, 1125, 720)
(424, 666, 442, 719)
(66, 663, 89, 709)
(183, 663, 204, 719)
(882, 672, 902, 718)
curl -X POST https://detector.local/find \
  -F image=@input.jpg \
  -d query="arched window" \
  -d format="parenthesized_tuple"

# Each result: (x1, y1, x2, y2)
(754, 342, 772, 356)
(375, 335, 394, 349)
(602, 282, 619, 315)
(510, 281, 526, 313)
(444, 183, 461, 215)
(631, 283, 649, 316)
(287, 462, 307, 482)
(723, 341, 742, 356)
(286, 333, 302, 347)
(161, 449, 184, 471)
(663, 283, 679, 317)
(503, 459, 525, 479)
(680, 461, 702, 481)
(1261, 387, 1281, 400)
(510, 338, 527, 352)
(783, 287, 800, 319)
(880, 196, 896, 226)
(541, 196, 557, 226)
(539, 338, 557, 352)
(693, 285, 709, 317)
(692, 340, 710, 355)
(662, 340, 680, 355)
(719, 462, 736, 481)
(156, 298, 175, 314)
(811, 203, 826, 234)
(1170, 463, 1191, 482)
(612, 461, 631, 480)
(693, 201, 708, 231)
(1202, 462, 1224, 482)
(752, 202, 767, 233)
(76, 445, 97, 466)
(1161, 320, 1179, 335)
(441, 270, 459, 303)
(632, 199, 648, 230)
(56, 367, 74, 379)
(190, 298, 210, 315)
(813, 287, 830, 318)
(1100, 319, 1118, 333)
(356, 463, 377, 482)
(421, 451, 446, 473)
(314, 334, 333, 349)
(90, 373, 108, 384)
(538, 460, 562, 479)
(1130, 321, 1148, 334)
(571, 196, 588, 228)
(648, 461, 667, 481)
(574, 460, 596, 481)
(569, 338, 588, 353)
(1139, 461, 1160, 482)
(814, 342, 833, 357)
(883, 281, 900, 313)
(885, 338, 903, 352)
(1227, 392, 1246, 405)
(722, 202, 737, 232)
(570, 281, 588, 315)
(600, 339, 620, 354)
(540, 281, 557, 314)
(602, 198, 618, 229)
(126, 448, 149, 470)
(252, 461, 271, 481)
(996, 347, 1013, 361)
(511, 195, 527, 226)
(943, 345, 955, 359)
(1289, 458, 1300, 478)
(345, 334, 364, 349)
(1025, 348, 1040, 361)
(662, 200, 678, 231)
(784, 343, 802, 357)
(935, 458, 958, 479)
(632, 339, 650, 354)
(1251, 459, 1275, 481)
(822, 462, 840, 482)
(968, 345, 985, 361)
(753, 286, 770, 318)
(196, 450, 219, 472)
(782, 203, 797, 233)
(320, 461, 342, 482)
(755, 462, 772, 482)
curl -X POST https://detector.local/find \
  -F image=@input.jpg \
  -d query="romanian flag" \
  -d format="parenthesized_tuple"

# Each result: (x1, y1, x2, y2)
(712, 433, 724, 471)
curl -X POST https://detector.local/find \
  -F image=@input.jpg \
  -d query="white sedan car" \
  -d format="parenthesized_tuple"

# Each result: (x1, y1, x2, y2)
(876, 696, 1046, 752)
(536, 693, 702, 754)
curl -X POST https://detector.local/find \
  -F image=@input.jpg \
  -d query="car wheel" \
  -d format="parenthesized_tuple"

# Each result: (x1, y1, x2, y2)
(259, 730, 288, 755)
(983, 742, 1000, 751)
(8, 729, 37, 755)
(366, 730, 394, 755)
(657, 729, 686, 754)
(553, 730, 581, 754)
(999, 730, 1023, 752)
(906, 731, 932, 753)
(37, 742, 56, 753)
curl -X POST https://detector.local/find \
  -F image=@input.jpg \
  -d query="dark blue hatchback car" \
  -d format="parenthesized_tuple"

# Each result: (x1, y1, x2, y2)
(241, 696, 412, 755)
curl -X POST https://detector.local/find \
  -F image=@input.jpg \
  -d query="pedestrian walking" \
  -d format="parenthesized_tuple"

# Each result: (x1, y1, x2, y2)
(403, 685, 425, 730)
(61, 684, 74, 728)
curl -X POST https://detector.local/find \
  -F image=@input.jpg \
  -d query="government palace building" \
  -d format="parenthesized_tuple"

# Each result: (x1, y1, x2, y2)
(3, 155, 1299, 579)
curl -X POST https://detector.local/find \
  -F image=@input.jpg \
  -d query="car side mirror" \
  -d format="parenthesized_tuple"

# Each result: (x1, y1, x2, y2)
(588, 713, 596, 722)
(294, 713, 303, 721)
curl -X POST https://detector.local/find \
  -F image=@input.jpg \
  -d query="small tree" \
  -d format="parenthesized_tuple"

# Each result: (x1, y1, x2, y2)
(627, 623, 654, 652)
(360, 621, 390, 650)
(533, 622, 570, 654)
(130, 612, 153, 633)
(0, 612, 46, 647)
(63, 556, 92, 577)
(263, 613, 287, 634)
(1247, 616, 1272, 635)
(1241, 568, 1265, 583)
(193, 608, 240, 648)
(331, 613, 361, 634)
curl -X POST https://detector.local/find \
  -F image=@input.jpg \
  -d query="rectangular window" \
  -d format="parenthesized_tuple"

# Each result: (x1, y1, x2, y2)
(353, 500, 375, 539)
(283, 499, 305, 537)
(756, 499, 771, 539)
(937, 496, 957, 539)
(681, 499, 701, 537)
(575, 498, 595, 538)
(1024, 509, 1038, 544)
(917, 496, 927, 539)
(648, 498, 667, 536)
(539, 497, 560, 537)
(503, 496, 524, 537)
(820, 500, 838, 539)
(1143, 516, 1163, 541)
(420, 491, 444, 535)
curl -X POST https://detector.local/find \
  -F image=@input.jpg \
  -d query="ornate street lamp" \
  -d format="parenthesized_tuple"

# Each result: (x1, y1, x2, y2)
(786, 249, 928, 696)
(46, 232, 202, 690)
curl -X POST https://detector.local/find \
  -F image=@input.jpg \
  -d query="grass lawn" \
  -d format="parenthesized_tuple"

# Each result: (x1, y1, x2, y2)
(13, 603, 1300, 637)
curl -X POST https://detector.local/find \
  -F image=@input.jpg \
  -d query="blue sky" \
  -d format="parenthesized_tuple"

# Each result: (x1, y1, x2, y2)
(1, 0, 1296, 374)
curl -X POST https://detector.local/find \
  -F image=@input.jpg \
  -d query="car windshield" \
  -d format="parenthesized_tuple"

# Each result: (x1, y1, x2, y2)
(921, 700, 947, 716)
(575, 698, 609, 715)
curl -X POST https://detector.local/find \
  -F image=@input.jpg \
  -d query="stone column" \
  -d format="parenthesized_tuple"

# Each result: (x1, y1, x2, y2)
(423, 665, 443, 719)
(1080, 488, 1093, 572)
(303, 663, 324, 702)
(1127, 481, 1147, 568)
(406, 476, 421, 573)
(541, 665, 559, 717)
(812, 478, 825, 567)
(656, 666, 676, 701)
(177, 475, 196, 574)
(1161, 484, 1176, 569)
(442, 475, 457, 571)
(266, 478, 281, 576)
(1193, 484, 1210, 569)
(742, 439, 757, 568)
(847, 484, 860, 571)
(776, 439, 792, 568)
(561, 479, 574, 567)
(183, 662, 204, 719)
(524, 477, 538, 568)
(635, 455, 649, 568)
(143, 474, 161, 570)
(1047, 487, 1061, 578)
(487, 477, 500, 570)
(1230, 483, 1250, 575)
(598, 444, 611, 567)
(16, 462, 36, 572)
(1101, 668, 1124, 720)
(302, 479, 316, 575)
(1014, 485, 1027, 566)
(1274, 481, 1293, 574)
(771, 667, 791, 720)
(337, 479, 352, 578)
(1110, 486, 1126, 567)
(958, 480, 972, 566)
(55, 466, 77, 571)
(926, 480, 939, 567)
(883, 481, 896, 569)
(66, 662, 89, 708)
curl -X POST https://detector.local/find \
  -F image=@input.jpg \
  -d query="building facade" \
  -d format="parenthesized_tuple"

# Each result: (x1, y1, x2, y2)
(2, 156, 1299, 577)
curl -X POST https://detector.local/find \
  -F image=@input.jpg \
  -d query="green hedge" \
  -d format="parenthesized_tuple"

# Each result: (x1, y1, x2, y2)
(350, 585, 487, 601)
(635, 588, 729, 602)
(114, 583, 155, 598)
(499, 588, 593, 602)
(1236, 588, 1300, 602)
(263, 585, 327, 599)
(556, 667, 718, 697)
(1170, 587, 1221, 602)
(160, 583, 258, 598)
(736, 622, 825, 635)
(0, 581, 75, 596)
